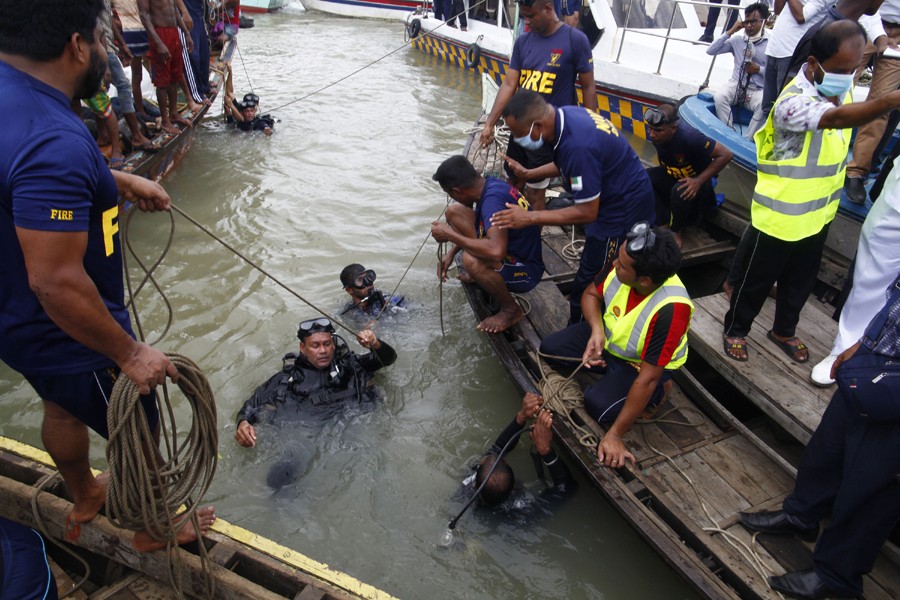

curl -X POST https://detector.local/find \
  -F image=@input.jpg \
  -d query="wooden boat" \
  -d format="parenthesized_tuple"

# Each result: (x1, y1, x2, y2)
(243, 0, 290, 13)
(113, 1, 237, 184)
(0, 436, 396, 600)
(455, 118, 900, 600)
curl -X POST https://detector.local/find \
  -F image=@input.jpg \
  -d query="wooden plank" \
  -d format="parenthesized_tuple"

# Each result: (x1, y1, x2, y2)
(49, 556, 90, 600)
(120, 575, 183, 600)
(694, 443, 778, 507)
(90, 573, 142, 600)
(520, 280, 569, 340)
(295, 586, 328, 600)
(0, 475, 298, 600)
(541, 240, 571, 277)
(688, 293, 833, 444)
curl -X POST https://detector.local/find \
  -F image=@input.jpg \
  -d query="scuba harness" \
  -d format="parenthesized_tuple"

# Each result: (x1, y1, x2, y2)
(273, 335, 371, 407)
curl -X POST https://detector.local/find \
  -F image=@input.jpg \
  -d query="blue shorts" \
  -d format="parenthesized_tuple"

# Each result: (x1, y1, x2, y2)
(25, 367, 159, 439)
(498, 259, 542, 294)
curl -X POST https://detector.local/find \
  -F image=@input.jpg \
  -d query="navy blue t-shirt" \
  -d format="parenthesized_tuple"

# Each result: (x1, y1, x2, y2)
(0, 61, 132, 376)
(510, 25, 593, 108)
(475, 178, 544, 270)
(652, 122, 715, 180)
(552, 106, 655, 239)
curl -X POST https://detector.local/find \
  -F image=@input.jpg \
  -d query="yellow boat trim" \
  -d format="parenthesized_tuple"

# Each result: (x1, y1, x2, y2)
(0, 436, 398, 600)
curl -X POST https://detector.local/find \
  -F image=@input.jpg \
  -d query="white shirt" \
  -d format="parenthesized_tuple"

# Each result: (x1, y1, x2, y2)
(766, 0, 830, 58)
(771, 64, 846, 160)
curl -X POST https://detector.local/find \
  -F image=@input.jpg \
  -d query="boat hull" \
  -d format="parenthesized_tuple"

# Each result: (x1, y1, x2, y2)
(242, 0, 289, 12)
(301, 0, 422, 20)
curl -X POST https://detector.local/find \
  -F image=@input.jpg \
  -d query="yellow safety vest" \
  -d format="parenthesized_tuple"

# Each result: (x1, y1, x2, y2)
(751, 76, 851, 242)
(601, 270, 694, 370)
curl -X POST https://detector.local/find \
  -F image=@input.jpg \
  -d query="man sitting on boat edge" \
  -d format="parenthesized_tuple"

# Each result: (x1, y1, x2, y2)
(234, 318, 397, 449)
(539, 224, 692, 468)
(431, 155, 545, 334)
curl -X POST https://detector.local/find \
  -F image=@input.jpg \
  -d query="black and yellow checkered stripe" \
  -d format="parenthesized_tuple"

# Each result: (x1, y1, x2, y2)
(412, 33, 656, 140)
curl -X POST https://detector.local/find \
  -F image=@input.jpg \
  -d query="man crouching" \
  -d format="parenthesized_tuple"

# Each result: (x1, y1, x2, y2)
(431, 155, 545, 333)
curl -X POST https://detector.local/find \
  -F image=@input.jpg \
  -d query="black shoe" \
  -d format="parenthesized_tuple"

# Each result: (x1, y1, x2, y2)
(844, 176, 867, 204)
(769, 570, 858, 599)
(698, 34, 714, 43)
(738, 510, 819, 541)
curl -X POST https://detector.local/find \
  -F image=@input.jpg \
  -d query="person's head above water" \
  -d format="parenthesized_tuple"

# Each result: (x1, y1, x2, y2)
(475, 454, 515, 507)
(297, 317, 336, 370)
(340, 263, 379, 307)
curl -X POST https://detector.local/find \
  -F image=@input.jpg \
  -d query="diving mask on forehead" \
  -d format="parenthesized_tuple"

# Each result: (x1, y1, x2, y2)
(625, 221, 656, 255)
(352, 269, 377, 289)
(297, 317, 335, 339)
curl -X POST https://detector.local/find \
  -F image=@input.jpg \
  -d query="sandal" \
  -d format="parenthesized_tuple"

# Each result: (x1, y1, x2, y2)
(767, 330, 809, 363)
(134, 141, 161, 154)
(108, 156, 125, 171)
(723, 335, 749, 362)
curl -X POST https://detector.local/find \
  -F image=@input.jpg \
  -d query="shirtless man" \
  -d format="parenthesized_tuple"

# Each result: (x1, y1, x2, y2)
(138, 0, 193, 134)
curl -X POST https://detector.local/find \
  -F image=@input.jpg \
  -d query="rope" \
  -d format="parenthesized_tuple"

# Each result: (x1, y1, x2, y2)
(437, 242, 447, 336)
(105, 353, 218, 597)
(264, 1, 489, 114)
(169, 204, 363, 339)
(235, 38, 255, 95)
(30, 474, 91, 599)
(561, 226, 584, 260)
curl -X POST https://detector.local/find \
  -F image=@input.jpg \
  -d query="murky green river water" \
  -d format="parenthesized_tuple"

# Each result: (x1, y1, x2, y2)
(0, 5, 700, 598)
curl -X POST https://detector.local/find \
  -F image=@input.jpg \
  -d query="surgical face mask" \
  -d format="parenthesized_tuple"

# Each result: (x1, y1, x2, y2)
(513, 121, 544, 150)
(815, 63, 854, 98)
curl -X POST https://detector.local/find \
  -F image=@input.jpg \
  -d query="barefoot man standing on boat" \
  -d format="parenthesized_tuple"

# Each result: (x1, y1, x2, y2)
(0, 0, 214, 552)
(431, 155, 545, 333)
(138, 0, 193, 135)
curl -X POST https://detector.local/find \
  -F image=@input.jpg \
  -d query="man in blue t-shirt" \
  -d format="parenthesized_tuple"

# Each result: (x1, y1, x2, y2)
(0, 0, 214, 552)
(494, 90, 656, 323)
(645, 103, 733, 246)
(479, 0, 596, 212)
(431, 155, 544, 333)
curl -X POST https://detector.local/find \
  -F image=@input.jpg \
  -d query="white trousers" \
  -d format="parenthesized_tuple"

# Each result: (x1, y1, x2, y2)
(831, 159, 900, 355)
(713, 80, 764, 139)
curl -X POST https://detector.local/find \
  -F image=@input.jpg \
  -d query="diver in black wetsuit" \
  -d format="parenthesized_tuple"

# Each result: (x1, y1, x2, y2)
(224, 92, 275, 135)
(339, 263, 406, 318)
(467, 392, 576, 510)
(234, 317, 397, 450)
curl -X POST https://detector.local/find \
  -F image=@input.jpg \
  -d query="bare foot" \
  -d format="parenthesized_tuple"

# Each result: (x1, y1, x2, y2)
(160, 120, 180, 135)
(132, 505, 216, 552)
(187, 99, 203, 113)
(69, 471, 109, 524)
(132, 131, 151, 147)
(722, 280, 733, 300)
(457, 271, 474, 284)
(476, 306, 525, 333)
(169, 113, 192, 128)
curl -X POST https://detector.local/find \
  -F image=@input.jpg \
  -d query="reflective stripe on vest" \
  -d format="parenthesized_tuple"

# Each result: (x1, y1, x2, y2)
(600, 270, 694, 370)
(751, 77, 849, 241)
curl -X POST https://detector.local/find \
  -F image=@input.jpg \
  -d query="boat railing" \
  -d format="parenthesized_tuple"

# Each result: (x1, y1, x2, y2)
(613, 0, 738, 87)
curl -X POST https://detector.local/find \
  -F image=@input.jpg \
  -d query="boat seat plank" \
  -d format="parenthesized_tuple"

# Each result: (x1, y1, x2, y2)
(694, 443, 782, 507)
(688, 293, 836, 444)
(540, 227, 582, 272)
(706, 436, 795, 499)
(520, 281, 570, 340)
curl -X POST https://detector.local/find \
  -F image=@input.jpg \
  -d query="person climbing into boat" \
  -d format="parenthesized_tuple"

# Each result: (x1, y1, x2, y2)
(224, 91, 274, 135)
(234, 318, 397, 449)
(478, 0, 596, 212)
(810, 153, 900, 385)
(705, 2, 771, 139)
(339, 263, 406, 318)
(645, 102, 733, 247)
(137, 0, 194, 135)
(539, 223, 691, 469)
(493, 89, 655, 324)
(723, 20, 900, 363)
(739, 271, 900, 600)
(430, 155, 544, 333)
(460, 392, 575, 510)
(0, 0, 215, 553)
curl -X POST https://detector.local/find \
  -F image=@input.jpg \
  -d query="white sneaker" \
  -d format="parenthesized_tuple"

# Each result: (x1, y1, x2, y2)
(810, 354, 838, 387)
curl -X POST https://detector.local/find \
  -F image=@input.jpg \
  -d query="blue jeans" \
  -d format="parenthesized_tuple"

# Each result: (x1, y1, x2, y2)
(107, 51, 135, 114)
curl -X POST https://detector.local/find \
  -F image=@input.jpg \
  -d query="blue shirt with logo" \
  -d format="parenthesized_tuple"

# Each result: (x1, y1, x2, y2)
(652, 122, 715, 180)
(0, 61, 131, 376)
(510, 24, 593, 108)
(476, 177, 544, 271)
(552, 106, 655, 239)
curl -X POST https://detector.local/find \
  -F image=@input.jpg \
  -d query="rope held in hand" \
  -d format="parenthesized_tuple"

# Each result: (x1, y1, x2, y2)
(105, 352, 218, 597)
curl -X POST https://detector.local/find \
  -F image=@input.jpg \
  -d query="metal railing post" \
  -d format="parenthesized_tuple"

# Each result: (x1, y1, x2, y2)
(614, 0, 637, 64)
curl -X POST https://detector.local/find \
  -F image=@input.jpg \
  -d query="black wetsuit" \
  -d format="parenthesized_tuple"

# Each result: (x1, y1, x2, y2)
(340, 289, 406, 317)
(488, 418, 576, 506)
(236, 114, 275, 132)
(236, 336, 397, 427)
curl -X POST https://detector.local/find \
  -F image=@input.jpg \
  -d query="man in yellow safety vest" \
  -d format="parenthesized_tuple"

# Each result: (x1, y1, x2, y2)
(724, 20, 900, 363)
(540, 223, 693, 468)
